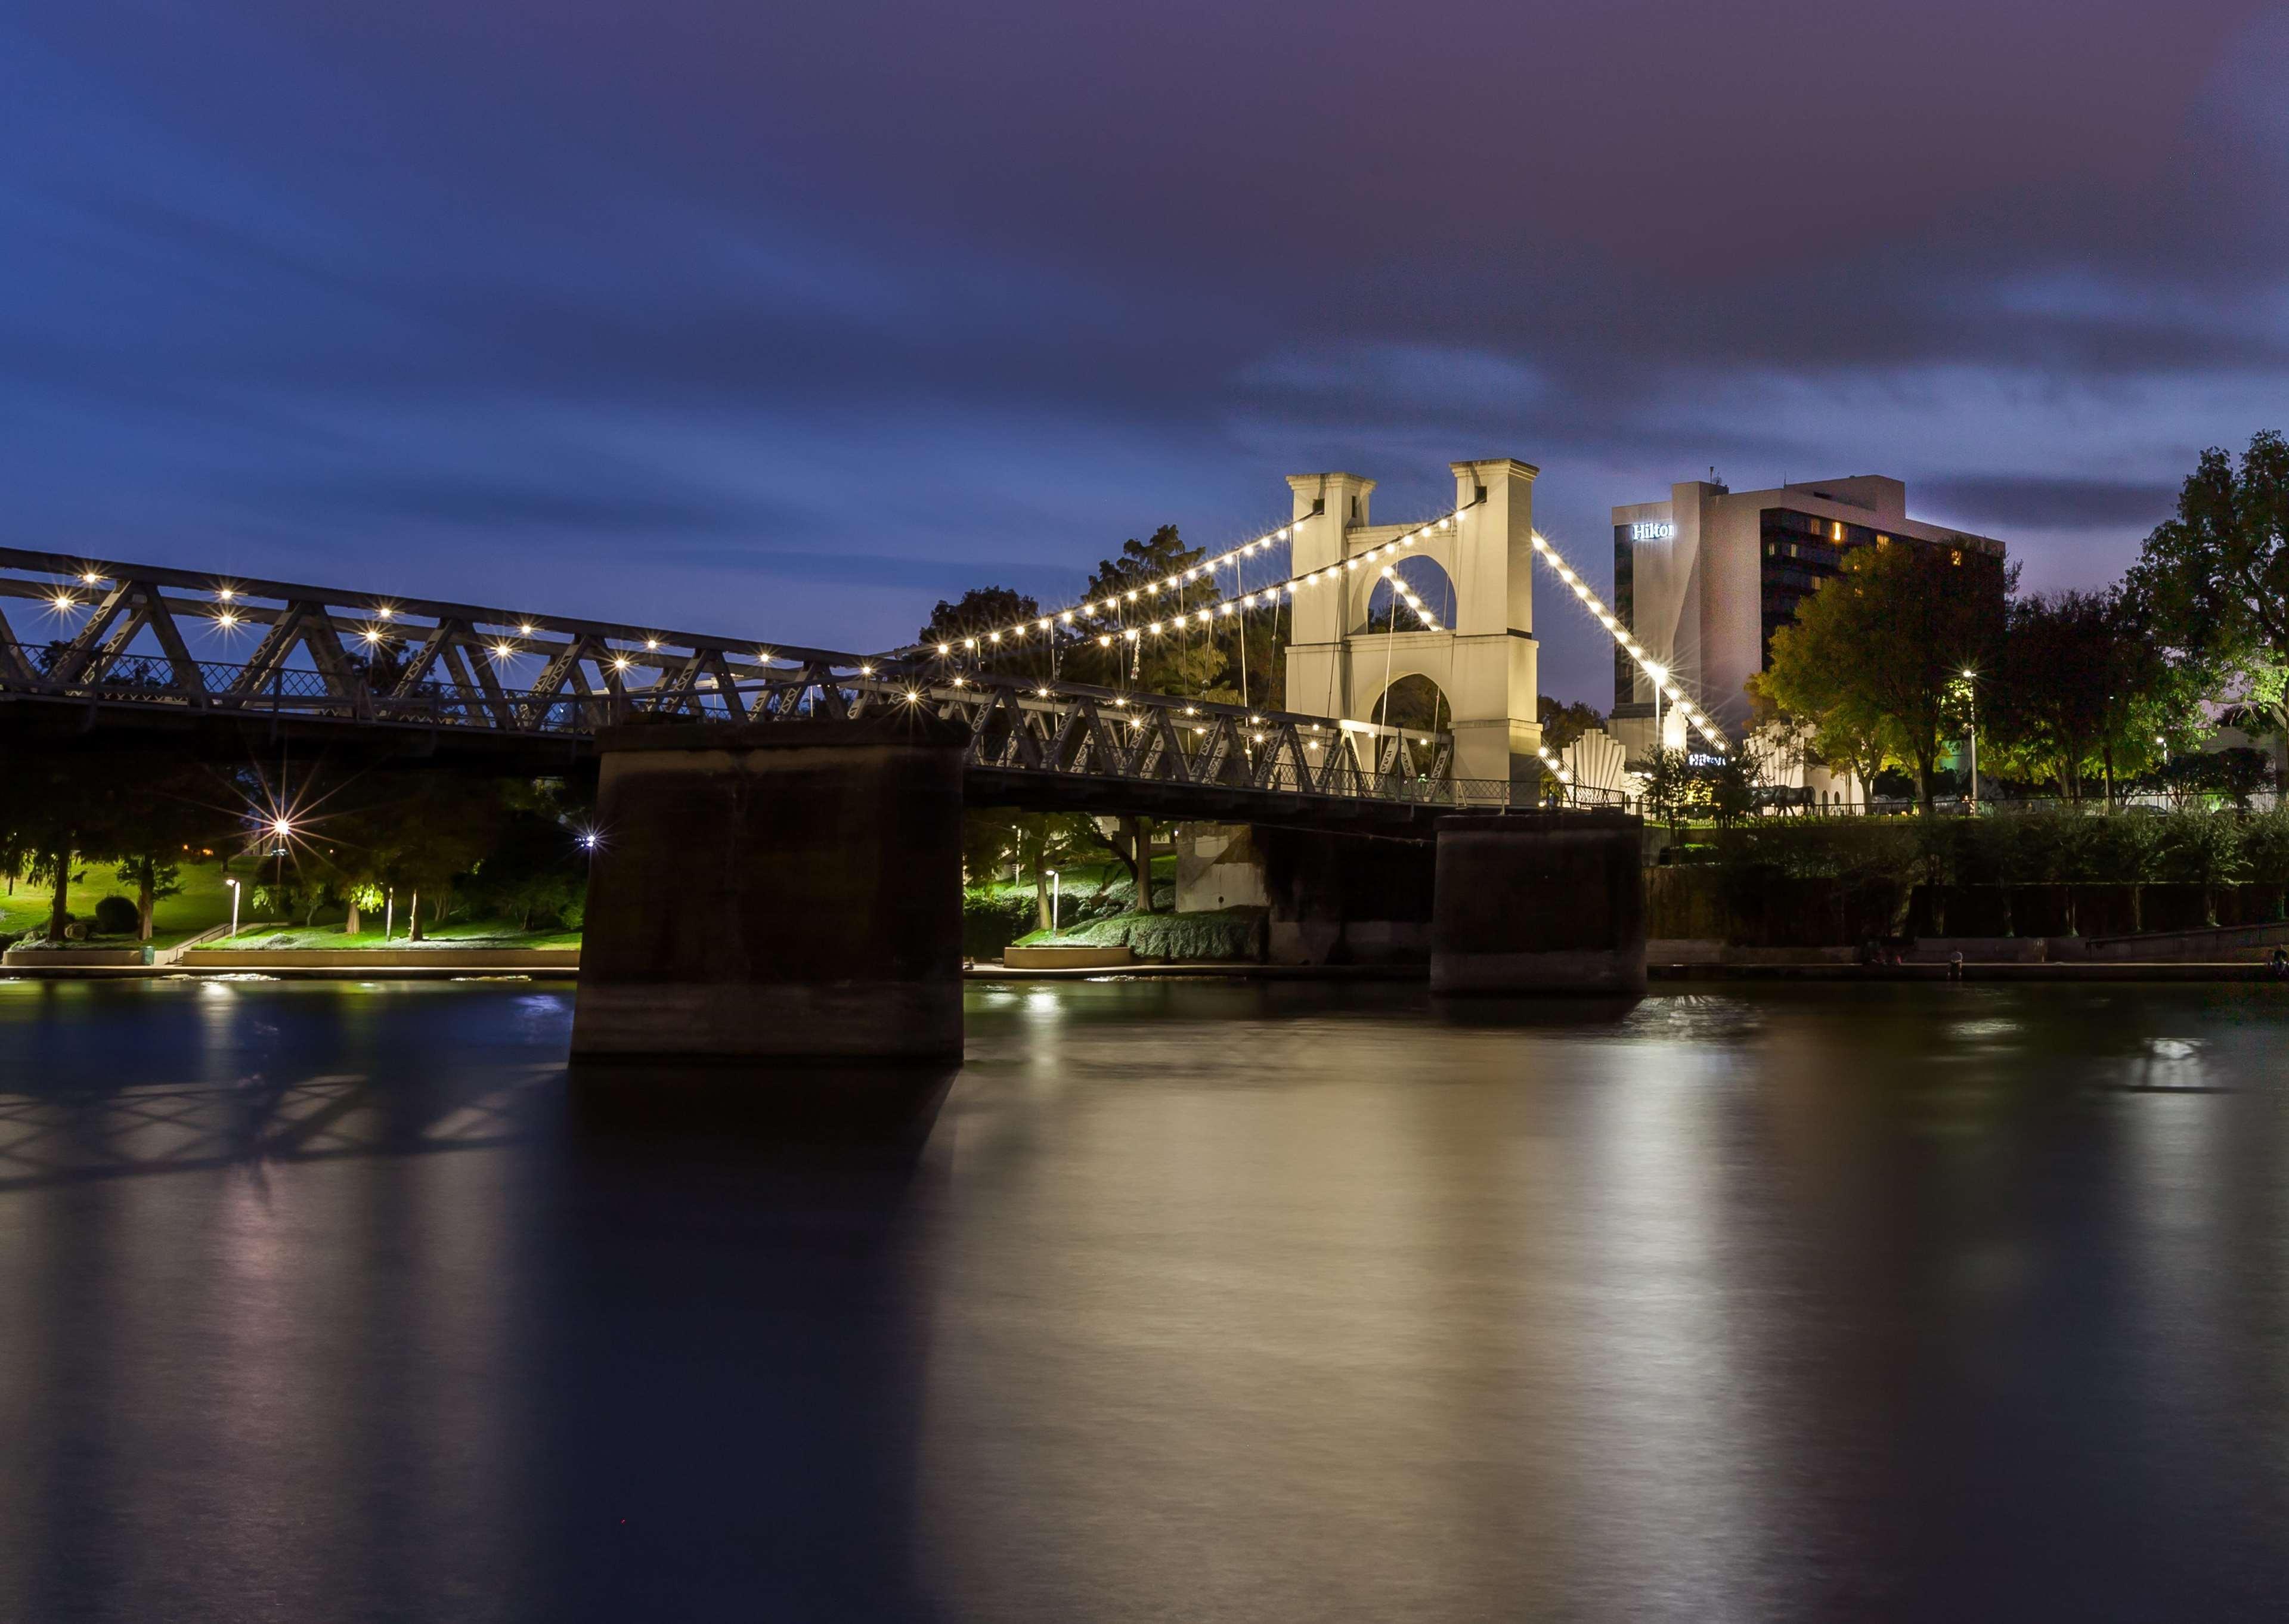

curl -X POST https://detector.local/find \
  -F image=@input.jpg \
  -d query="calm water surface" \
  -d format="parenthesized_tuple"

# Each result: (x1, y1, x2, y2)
(4, 977, 2289, 1620)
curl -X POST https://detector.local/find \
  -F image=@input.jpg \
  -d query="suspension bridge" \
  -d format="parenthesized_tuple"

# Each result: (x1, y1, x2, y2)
(0, 460, 1721, 831)
(2, 456, 1684, 1054)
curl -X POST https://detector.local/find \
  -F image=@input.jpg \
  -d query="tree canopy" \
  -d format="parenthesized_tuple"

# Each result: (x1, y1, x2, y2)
(1058, 525, 1229, 696)
(1756, 539, 2006, 813)
(2127, 428, 2289, 775)
(1984, 588, 2202, 801)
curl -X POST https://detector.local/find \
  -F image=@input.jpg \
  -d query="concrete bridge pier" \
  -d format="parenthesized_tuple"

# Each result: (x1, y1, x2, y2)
(571, 718, 967, 1065)
(1430, 811, 1647, 994)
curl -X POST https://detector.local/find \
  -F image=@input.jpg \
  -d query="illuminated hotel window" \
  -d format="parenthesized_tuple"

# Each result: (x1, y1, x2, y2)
(1830, 520, 1844, 541)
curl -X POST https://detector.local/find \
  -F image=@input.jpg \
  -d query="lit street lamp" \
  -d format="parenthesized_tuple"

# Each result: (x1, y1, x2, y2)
(269, 818, 292, 924)
(1960, 668, 1979, 810)
(225, 876, 240, 941)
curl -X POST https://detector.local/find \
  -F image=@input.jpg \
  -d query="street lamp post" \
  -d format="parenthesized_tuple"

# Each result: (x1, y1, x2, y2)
(1050, 869, 1061, 935)
(225, 877, 240, 941)
(1961, 668, 1979, 811)
(270, 819, 292, 924)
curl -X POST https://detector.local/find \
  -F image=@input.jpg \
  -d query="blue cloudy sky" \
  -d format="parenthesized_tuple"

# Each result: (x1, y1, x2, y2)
(4, 1, 2284, 702)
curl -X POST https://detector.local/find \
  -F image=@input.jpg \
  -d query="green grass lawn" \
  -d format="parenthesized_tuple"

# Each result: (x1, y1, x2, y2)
(1, 854, 243, 943)
(2, 856, 578, 950)
(215, 923, 581, 951)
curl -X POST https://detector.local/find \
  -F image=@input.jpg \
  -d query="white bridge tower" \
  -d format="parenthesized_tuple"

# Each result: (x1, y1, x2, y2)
(1281, 458, 1543, 786)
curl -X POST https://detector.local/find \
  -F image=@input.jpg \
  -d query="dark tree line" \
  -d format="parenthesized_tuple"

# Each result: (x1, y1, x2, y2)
(0, 745, 594, 944)
(1755, 430, 2288, 813)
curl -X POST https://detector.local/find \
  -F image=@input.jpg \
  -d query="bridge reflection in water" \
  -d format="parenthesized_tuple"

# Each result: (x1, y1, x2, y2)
(7, 978, 2289, 1620)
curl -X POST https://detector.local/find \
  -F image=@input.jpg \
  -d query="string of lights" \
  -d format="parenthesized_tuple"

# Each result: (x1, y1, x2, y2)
(921, 511, 1463, 661)
(1528, 530, 1727, 755)
(1378, 566, 1445, 633)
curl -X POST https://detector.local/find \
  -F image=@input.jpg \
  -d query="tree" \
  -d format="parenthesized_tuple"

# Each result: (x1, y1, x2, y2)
(0, 750, 137, 941)
(1204, 573, 1284, 712)
(1060, 526, 1227, 696)
(2127, 429, 2289, 785)
(466, 806, 589, 931)
(318, 774, 506, 941)
(1988, 587, 2203, 804)
(1537, 696, 1604, 753)
(1641, 748, 1703, 835)
(1708, 749, 1761, 828)
(1988, 590, 2118, 800)
(1758, 539, 2007, 815)
(918, 587, 1054, 681)
(90, 758, 230, 940)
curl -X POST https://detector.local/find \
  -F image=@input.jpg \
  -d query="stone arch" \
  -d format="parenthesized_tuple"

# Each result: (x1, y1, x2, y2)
(1360, 669, 1455, 777)
(1350, 553, 1458, 634)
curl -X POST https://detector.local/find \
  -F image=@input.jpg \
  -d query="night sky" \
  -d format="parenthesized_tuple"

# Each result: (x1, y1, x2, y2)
(5, 2, 2283, 703)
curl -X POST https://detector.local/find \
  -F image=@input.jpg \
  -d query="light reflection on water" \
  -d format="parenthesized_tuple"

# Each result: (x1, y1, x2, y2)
(2, 978, 2288, 1620)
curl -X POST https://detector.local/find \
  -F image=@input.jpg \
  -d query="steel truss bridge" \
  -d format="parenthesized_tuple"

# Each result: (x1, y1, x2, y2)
(0, 547, 1507, 829)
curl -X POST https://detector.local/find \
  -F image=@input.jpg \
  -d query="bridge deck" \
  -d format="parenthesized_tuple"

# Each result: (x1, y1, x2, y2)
(0, 547, 1506, 827)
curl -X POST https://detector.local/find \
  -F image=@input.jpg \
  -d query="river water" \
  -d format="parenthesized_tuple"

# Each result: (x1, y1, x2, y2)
(4, 977, 2288, 1620)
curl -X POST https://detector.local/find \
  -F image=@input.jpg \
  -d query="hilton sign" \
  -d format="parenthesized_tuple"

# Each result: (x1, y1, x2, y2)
(1629, 521, 1676, 542)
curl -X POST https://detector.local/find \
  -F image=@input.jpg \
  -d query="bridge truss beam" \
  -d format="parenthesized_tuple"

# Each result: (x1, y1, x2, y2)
(0, 547, 1489, 817)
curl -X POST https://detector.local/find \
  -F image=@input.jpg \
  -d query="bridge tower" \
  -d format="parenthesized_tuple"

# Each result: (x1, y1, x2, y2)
(1283, 458, 1542, 786)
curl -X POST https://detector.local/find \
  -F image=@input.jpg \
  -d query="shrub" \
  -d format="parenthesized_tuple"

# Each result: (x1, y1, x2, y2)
(1020, 906, 1266, 962)
(2152, 808, 2245, 886)
(2240, 809, 2289, 885)
(92, 895, 140, 936)
(963, 888, 1036, 959)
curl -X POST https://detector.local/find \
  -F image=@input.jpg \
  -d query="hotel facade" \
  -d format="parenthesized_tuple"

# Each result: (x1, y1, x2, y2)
(1609, 475, 2005, 758)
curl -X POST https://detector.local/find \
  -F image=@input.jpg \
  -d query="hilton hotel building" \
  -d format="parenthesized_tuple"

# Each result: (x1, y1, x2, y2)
(1609, 475, 2005, 757)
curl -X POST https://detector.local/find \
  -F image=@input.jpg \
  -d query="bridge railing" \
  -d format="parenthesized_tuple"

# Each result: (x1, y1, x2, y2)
(0, 638, 1503, 810)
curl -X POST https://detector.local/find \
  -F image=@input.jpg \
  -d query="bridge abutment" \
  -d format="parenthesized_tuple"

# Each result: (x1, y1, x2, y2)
(1261, 828, 1437, 965)
(571, 718, 966, 1064)
(1430, 811, 1646, 994)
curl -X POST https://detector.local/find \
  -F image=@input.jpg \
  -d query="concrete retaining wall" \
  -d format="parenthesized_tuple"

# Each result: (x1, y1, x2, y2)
(3, 946, 153, 967)
(178, 949, 580, 970)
